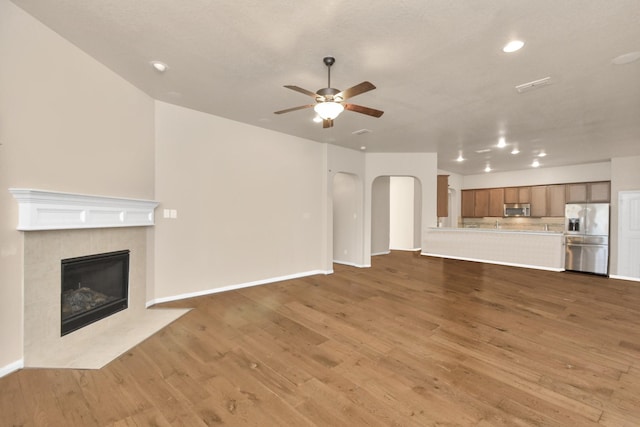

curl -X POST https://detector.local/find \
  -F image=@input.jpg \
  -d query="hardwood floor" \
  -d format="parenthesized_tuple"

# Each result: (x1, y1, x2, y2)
(2, 251, 640, 426)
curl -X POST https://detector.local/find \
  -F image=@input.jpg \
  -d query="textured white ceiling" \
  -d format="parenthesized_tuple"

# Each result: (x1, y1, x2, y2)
(11, 0, 640, 175)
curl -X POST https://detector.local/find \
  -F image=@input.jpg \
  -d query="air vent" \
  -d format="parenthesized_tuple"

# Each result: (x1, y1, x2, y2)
(352, 129, 372, 135)
(515, 76, 552, 93)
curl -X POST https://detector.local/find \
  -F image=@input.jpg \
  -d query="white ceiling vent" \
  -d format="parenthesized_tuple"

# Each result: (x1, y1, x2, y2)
(352, 129, 372, 135)
(515, 76, 552, 93)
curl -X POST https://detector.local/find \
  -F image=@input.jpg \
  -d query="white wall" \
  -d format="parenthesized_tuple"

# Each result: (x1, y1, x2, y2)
(153, 102, 326, 301)
(326, 145, 366, 268)
(462, 162, 611, 189)
(365, 153, 438, 260)
(333, 173, 361, 266)
(610, 155, 640, 277)
(0, 0, 155, 373)
(389, 177, 416, 250)
(371, 177, 390, 255)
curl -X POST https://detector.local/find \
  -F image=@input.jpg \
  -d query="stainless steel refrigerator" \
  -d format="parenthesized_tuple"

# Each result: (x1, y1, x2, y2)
(565, 203, 610, 275)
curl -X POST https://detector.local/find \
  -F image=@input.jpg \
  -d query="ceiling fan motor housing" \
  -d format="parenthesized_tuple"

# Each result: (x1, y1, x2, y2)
(316, 87, 341, 102)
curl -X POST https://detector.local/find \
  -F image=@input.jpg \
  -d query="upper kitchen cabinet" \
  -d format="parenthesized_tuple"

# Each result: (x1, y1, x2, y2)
(566, 181, 610, 203)
(461, 189, 492, 217)
(565, 183, 587, 203)
(437, 175, 449, 217)
(488, 188, 505, 217)
(518, 187, 531, 203)
(474, 189, 490, 217)
(547, 185, 566, 217)
(588, 182, 611, 202)
(530, 186, 547, 217)
(461, 190, 476, 217)
(504, 186, 531, 204)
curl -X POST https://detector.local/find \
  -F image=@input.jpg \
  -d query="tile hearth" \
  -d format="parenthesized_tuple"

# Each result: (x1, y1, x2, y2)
(23, 227, 189, 369)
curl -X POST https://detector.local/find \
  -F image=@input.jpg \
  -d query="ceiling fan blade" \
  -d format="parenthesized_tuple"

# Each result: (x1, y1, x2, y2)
(344, 103, 384, 118)
(274, 104, 314, 115)
(337, 81, 376, 100)
(284, 85, 319, 98)
(323, 119, 334, 128)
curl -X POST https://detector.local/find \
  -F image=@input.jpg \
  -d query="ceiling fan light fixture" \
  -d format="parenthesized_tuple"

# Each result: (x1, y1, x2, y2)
(314, 101, 344, 120)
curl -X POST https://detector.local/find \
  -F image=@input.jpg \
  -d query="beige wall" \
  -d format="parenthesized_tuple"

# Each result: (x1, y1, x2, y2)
(152, 102, 326, 302)
(0, 1, 155, 370)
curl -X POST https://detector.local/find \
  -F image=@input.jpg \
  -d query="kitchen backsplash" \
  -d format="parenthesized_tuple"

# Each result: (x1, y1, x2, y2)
(460, 217, 565, 232)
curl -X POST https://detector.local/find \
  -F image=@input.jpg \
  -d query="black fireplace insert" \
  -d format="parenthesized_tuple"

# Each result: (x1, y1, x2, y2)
(61, 250, 130, 336)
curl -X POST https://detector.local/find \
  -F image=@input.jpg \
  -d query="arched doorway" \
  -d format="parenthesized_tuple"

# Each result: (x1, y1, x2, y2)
(371, 176, 422, 255)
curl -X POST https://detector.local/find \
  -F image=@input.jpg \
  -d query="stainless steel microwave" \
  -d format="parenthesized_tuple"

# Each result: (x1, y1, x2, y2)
(503, 203, 531, 217)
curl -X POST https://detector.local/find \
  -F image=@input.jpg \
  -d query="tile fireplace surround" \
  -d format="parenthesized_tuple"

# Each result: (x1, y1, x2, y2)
(12, 189, 190, 369)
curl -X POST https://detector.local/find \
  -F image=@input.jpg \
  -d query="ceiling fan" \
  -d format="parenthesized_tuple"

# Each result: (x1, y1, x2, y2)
(274, 56, 384, 128)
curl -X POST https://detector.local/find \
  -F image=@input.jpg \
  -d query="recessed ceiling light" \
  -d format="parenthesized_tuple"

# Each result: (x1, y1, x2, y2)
(456, 154, 465, 162)
(503, 40, 525, 53)
(475, 148, 491, 154)
(612, 51, 640, 65)
(484, 165, 492, 173)
(312, 116, 323, 123)
(538, 152, 547, 157)
(532, 159, 540, 168)
(497, 137, 506, 148)
(150, 61, 168, 72)
(511, 148, 520, 155)
(360, 146, 367, 151)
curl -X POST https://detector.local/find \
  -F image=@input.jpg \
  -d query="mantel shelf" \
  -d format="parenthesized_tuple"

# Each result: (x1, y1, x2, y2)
(9, 188, 159, 231)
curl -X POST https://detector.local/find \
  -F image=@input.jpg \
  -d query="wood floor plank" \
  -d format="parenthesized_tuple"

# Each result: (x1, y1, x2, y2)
(2, 251, 640, 426)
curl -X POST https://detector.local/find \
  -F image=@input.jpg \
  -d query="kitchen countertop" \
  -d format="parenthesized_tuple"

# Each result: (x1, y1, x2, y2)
(428, 227, 563, 235)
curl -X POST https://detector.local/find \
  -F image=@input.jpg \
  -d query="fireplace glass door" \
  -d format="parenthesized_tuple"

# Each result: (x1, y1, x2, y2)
(61, 250, 130, 336)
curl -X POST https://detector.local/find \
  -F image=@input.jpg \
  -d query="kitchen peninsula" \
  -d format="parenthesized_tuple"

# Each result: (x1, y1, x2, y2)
(423, 227, 565, 271)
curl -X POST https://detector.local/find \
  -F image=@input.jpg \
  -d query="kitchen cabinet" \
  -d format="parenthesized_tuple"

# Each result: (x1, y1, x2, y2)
(565, 183, 588, 203)
(489, 188, 504, 217)
(461, 181, 607, 218)
(474, 189, 490, 217)
(437, 175, 449, 217)
(566, 181, 611, 203)
(547, 185, 566, 217)
(461, 190, 476, 217)
(518, 187, 532, 203)
(504, 186, 531, 204)
(504, 187, 518, 204)
(531, 186, 547, 217)
(588, 181, 610, 202)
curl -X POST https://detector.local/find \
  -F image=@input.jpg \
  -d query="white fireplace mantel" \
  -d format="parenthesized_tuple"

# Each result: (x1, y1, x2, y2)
(9, 188, 159, 231)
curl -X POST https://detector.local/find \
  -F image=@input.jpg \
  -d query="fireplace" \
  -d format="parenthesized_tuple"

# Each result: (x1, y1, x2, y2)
(61, 250, 130, 336)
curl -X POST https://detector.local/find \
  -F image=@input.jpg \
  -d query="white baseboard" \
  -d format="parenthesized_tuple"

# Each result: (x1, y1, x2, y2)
(333, 260, 371, 268)
(371, 251, 391, 256)
(609, 274, 640, 283)
(0, 359, 24, 378)
(421, 252, 564, 272)
(146, 269, 331, 307)
(389, 247, 422, 252)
